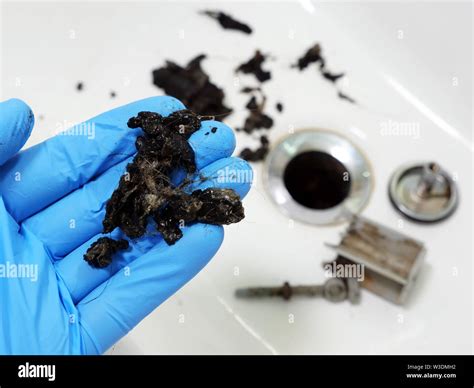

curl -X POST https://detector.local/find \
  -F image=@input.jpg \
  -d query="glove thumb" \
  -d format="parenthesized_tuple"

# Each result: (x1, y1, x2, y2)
(0, 98, 34, 166)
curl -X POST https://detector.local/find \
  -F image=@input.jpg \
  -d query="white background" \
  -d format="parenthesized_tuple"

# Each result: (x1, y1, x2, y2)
(1, 0, 472, 354)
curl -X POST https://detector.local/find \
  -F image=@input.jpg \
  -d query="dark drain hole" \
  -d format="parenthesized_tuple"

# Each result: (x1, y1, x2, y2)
(283, 151, 351, 210)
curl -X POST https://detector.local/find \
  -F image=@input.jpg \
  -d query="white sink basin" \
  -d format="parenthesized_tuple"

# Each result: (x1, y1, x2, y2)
(2, 1, 472, 354)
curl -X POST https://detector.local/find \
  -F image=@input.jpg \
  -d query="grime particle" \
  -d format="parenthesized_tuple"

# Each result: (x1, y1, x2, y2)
(241, 86, 261, 94)
(201, 10, 252, 34)
(321, 71, 345, 83)
(292, 43, 323, 71)
(236, 50, 271, 83)
(152, 54, 232, 119)
(239, 94, 273, 134)
(211, 127, 217, 133)
(239, 135, 270, 162)
(236, 88, 274, 162)
(155, 188, 244, 245)
(246, 96, 258, 110)
(84, 237, 129, 269)
(76, 82, 84, 91)
(276, 102, 283, 112)
(293, 43, 354, 100)
(337, 91, 356, 104)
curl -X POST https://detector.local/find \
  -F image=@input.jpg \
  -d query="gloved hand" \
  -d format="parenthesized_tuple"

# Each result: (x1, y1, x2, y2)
(0, 96, 252, 355)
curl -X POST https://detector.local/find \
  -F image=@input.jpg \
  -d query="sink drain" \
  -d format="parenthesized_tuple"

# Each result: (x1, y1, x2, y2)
(283, 151, 351, 210)
(264, 129, 373, 225)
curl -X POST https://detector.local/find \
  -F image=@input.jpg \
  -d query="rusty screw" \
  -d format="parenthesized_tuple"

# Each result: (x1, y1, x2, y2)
(235, 278, 349, 303)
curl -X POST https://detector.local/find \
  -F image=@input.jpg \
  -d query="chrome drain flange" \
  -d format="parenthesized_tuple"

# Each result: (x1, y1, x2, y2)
(264, 129, 373, 225)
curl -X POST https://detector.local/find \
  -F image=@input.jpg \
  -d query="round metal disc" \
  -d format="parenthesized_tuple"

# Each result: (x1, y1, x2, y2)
(388, 162, 458, 222)
(263, 129, 373, 225)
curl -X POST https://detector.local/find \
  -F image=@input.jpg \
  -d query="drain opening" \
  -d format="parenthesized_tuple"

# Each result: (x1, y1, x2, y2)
(283, 151, 351, 210)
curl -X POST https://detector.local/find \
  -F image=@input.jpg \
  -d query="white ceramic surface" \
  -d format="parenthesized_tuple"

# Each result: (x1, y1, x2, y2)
(1, 0, 472, 354)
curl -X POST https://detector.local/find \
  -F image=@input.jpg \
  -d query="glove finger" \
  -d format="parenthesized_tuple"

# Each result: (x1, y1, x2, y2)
(0, 197, 23, 264)
(0, 98, 34, 166)
(0, 96, 184, 222)
(77, 222, 224, 354)
(22, 122, 237, 259)
(55, 156, 252, 304)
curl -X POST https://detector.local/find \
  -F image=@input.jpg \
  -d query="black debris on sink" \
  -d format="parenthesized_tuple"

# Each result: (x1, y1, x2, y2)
(84, 109, 245, 268)
(240, 86, 261, 94)
(236, 50, 271, 83)
(239, 135, 270, 162)
(238, 93, 273, 134)
(245, 95, 258, 110)
(237, 89, 274, 162)
(236, 86, 276, 161)
(201, 10, 252, 34)
(292, 43, 324, 71)
(152, 54, 232, 120)
(292, 43, 356, 103)
(76, 82, 84, 91)
(292, 43, 343, 82)
(337, 91, 356, 104)
(321, 71, 345, 83)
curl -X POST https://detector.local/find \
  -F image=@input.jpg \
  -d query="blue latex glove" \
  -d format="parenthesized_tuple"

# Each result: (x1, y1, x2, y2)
(0, 97, 252, 354)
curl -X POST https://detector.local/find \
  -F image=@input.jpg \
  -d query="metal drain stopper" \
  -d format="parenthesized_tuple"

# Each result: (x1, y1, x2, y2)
(389, 162, 458, 223)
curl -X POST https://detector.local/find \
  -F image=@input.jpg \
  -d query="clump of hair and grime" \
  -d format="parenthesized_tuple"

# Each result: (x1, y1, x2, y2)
(84, 109, 245, 268)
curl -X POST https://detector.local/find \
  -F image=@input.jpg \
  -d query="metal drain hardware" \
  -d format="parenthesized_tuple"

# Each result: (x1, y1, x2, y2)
(389, 161, 458, 223)
(235, 214, 426, 306)
(325, 215, 426, 305)
(264, 129, 373, 225)
(235, 277, 359, 304)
